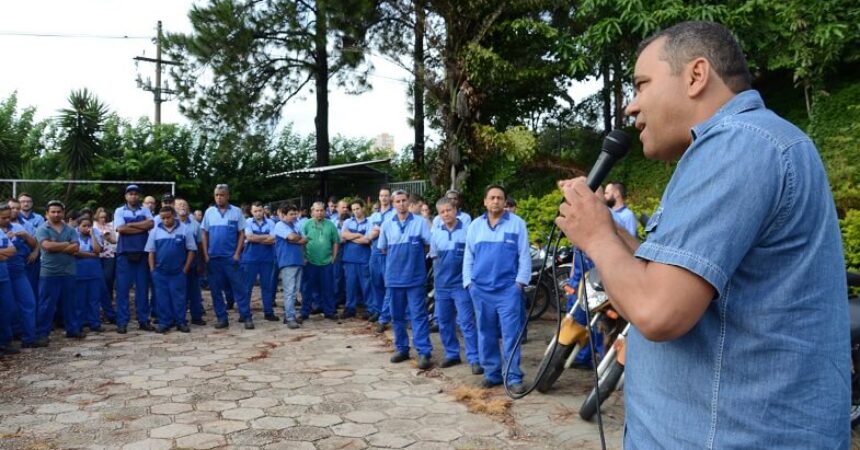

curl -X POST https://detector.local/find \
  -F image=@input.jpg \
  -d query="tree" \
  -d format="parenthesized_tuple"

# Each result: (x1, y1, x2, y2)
(165, 0, 379, 182)
(57, 89, 108, 203)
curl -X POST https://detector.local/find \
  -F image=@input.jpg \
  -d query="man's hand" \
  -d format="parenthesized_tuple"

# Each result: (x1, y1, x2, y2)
(233, 252, 241, 263)
(27, 250, 38, 263)
(64, 243, 80, 255)
(555, 177, 617, 255)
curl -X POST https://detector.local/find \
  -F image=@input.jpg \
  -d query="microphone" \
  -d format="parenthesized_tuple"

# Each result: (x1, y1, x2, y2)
(586, 129, 631, 191)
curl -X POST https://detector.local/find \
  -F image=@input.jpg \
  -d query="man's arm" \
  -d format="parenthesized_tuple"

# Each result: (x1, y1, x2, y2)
(233, 228, 244, 262)
(246, 233, 275, 244)
(0, 246, 16, 259)
(200, 230, 210, 263)
(556, 178, 714, 342)
(148, 251, 156, 272)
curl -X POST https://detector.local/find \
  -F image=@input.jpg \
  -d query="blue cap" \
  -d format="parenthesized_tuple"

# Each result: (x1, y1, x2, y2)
(125, 184, 140, 193)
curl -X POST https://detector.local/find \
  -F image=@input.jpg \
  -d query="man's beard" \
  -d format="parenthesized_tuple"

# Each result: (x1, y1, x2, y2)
(605, 197, 617, 208)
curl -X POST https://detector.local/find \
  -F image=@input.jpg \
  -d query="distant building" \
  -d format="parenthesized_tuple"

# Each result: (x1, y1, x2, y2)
(372, 133, 395, 157)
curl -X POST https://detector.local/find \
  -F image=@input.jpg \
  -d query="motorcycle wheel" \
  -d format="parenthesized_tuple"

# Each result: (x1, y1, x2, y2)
(525, 280, 551, 321)
(535, 341, 579, 393)
(852, 404, 860, 429)
(579, 359, 625, 421)
(549, 265, 572, 311)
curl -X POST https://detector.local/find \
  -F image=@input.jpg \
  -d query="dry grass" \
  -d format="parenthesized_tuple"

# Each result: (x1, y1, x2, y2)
(451, 385, 512, 416)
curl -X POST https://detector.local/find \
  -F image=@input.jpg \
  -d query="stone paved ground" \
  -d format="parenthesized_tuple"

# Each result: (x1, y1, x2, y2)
(0, 291, 625, 449)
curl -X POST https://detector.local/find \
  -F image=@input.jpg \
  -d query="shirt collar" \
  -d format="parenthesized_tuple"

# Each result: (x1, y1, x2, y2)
(691, 89, 764, 140)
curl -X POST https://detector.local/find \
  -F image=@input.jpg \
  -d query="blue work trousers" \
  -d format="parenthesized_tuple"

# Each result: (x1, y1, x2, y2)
(343, 262, 371, 314)
(389, 285, 433, 357)
(100, 258, 116, 321)
(208, 257, 250, 322)
(301, 263, 335, 317)
(242, 261, 276, 315)
(470, 284, 525, 385)
(77, 277, 102, 330)
(436, 287, 480, 364)
(573, 299, 604, 366)
(186, 263, 204, 322)
(153, 271, 188, 328)
(116, 254, 150, 327)
(25, 260, 39, 299)
(0, 279, 15, 346)
(280, 266, 302, 321)
(8, 270, 36, 345)
(37, 276, 79, 338)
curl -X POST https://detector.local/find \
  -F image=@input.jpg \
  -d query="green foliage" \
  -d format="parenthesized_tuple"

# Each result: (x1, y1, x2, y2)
(841, 209, 860, 272)
(809, 79, 860, 214)
(516, 190, 563, 245)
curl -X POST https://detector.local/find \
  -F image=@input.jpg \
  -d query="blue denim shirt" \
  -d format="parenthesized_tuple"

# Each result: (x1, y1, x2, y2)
(629, 90, 849, 449)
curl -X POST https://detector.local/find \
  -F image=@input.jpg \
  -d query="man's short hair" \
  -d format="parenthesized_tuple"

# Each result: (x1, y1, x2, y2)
(436, 197, 454, 209)
(350, 198, 365, 208)
(281, 204, 298, 214)
(46, 200, 65, 211)
(484, 184, 507, 198)
(379, 187, 391, 194)
(160, 206, 176, 216)
(409, 193, 424, 205)
(251, 201, 264, 208)
(637, 21, 752, 93)
(505, 196, 517, 208)
(214, 183, 229, 193)
(392, 190, 409, 199)
(7, 198, 18, 205)
(17, 192, 32, 201)
(328, 196, 338, 203)
(608, 181, 627, 199)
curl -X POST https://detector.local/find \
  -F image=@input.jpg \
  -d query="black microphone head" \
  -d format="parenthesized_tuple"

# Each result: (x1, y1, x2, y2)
(602, 129, 631, 158)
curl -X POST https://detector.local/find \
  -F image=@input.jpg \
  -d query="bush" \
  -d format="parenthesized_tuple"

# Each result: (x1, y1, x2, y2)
(810, 80, 860, 215)
(517, 190, 563, 245)
(841, 209, 860, 272)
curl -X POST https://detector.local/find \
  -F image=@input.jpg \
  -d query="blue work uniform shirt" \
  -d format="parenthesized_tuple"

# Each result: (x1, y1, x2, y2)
(35, 222, 79, 277)
(19, 211, 45, 230)
(145, 222, 197, 275)
(113, 204, 153, 254)
(0, 234, 11, 282)
(75, 233, 102, 280)
(463, 211, 531, 290)
(611, 205, 638, 238)
(1, 222, 31, 274)
(181, 216, 202, 244)
(628, 90, 849, 449)
(429, 219, 468, 290)
(432, 210, 471, 229)
(377, 212, 430, 288)
(367, 207, 395, 256)
(273, 219, 304, 268)
(341, 217, 371, 264)
(241, 217, 276, 264)
(201, 204, 246, 258)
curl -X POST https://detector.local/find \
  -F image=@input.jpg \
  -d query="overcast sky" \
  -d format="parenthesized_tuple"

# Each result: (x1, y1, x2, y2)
(0, 1, 599, 153)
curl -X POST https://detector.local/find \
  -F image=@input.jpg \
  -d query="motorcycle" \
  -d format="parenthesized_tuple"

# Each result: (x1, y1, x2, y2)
(534, 267, 624, 393)
(524, 243, 575, 321)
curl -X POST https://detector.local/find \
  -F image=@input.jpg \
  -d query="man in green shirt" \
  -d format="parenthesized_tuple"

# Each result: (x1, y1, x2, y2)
(301, 202, 340, 321)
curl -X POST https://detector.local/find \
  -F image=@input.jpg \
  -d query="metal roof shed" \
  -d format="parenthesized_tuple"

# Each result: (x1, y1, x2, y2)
(267, 158, 391, 200)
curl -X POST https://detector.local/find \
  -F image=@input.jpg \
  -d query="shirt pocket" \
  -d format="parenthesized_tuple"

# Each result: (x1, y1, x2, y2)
(503, 232, 519, 248)
(227, 220, 239, 232)
(455, 242, 466, 254)
(644, 206, 662, 235)
(410, 236, 423, 246)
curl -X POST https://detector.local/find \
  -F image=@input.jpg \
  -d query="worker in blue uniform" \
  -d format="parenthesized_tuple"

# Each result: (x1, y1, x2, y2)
(274, 204, 307, 329)
(0, 203, 39, 348)
(113, 184, 155, 333)
(146, 206, 197, 333)
(201, 184, 252, 329)
(0, 222, 19, 356)
(74, 215, 104, 333)
(18, 193, 44, 300)
(242, 201, 279, 322)
(430, 196, 482, 374)
(35, 200, 82, 342)
(463, 185, 530, 393)
(340, 199, 372, 319)
(378, 190, 433, 370)
(175, 198, 206, 326)
(431, 189, 471, 228)
(366, 187, 394, 330)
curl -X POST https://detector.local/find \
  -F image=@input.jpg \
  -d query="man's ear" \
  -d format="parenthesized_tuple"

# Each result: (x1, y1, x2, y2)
(686, 57, 710, 98)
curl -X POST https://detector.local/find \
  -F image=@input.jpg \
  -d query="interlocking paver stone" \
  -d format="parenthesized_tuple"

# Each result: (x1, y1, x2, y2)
(0, 292, 615, 450)
(150, 423, 198, 439)
(176, 432, 227, 449)
(222, 407, 265, 421)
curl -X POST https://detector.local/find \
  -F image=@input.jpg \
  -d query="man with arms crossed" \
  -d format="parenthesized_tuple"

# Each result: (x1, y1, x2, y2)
(555, 21, 848, 448)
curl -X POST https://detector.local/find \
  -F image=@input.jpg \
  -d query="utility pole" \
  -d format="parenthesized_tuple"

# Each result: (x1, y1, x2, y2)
(134, 21, 178, 126)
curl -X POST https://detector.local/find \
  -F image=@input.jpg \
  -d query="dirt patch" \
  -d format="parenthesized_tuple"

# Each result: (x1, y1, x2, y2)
(248, 341, 281, 361)
(451, 385, 512, 417)
(287, 334, 315, 342)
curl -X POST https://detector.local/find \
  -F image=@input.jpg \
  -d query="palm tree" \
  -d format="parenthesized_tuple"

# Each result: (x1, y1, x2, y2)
(58, 89, 108, 203)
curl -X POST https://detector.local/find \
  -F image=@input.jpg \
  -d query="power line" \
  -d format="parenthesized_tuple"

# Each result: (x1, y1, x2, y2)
(0, 31, 150, 40)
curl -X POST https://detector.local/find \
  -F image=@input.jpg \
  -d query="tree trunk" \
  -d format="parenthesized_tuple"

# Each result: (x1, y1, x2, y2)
(413, 0, 426, 170)
(613, 60, 625, 130)
(314, 0, 330, 197)
(601, 61, 612, 134)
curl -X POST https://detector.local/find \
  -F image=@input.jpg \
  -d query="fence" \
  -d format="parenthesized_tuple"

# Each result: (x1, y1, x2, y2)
(388, 180, 428, 196)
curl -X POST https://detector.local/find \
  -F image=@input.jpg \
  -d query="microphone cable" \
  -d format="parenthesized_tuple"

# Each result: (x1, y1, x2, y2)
(502, 220, 608, 450)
